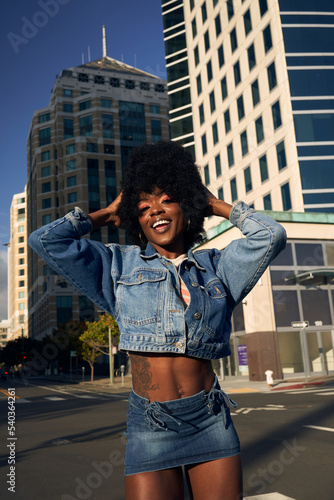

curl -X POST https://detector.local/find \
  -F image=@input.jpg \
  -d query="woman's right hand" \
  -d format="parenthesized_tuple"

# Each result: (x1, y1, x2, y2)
(88, 191, 123, 229)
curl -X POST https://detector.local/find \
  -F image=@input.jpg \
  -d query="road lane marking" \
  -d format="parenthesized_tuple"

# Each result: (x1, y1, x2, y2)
(304, 425, 334, 433)
(316, 391, 334, 396)
(287, 387, 334, 394)
(45, 396, 66, 401)
(15, 399, 31, 403)
(0, 388, 20, 399)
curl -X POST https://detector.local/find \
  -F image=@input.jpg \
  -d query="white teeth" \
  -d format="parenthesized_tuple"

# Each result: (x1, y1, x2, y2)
(153, 220, 170, 229)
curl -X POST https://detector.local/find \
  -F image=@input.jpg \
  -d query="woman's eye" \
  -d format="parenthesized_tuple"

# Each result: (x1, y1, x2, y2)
(138, 206, 149, 214)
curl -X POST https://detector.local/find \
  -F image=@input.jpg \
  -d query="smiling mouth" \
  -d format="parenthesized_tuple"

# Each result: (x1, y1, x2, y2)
(152, 219, 171, 231)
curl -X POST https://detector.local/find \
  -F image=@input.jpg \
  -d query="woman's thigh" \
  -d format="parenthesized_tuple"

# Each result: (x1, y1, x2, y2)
(186, 454, 243, 500)
(125, 467, 184, 500)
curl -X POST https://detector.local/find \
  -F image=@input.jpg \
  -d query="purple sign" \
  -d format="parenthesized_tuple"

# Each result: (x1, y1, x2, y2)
(237, 345, 248, 366)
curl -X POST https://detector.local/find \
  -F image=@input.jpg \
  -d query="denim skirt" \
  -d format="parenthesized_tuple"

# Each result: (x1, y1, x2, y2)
(124, 377, 240, 476)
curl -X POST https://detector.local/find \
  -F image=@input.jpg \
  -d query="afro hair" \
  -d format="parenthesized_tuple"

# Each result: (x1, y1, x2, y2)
(118, 141, 207, 248)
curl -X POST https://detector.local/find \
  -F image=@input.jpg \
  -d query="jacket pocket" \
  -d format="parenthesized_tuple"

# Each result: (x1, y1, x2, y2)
(116, 269, 167, 327)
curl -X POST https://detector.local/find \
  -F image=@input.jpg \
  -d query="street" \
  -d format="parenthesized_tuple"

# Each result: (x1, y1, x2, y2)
(0, 378, 333, 500)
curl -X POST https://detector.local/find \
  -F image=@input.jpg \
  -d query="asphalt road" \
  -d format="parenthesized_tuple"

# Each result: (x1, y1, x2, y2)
(0, 378, 333, 500)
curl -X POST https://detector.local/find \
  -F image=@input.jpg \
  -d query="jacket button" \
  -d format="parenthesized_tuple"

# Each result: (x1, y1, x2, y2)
(175, 341, 183, 349)
(191, 282, 198, 287)
(194, 312, 201, 320)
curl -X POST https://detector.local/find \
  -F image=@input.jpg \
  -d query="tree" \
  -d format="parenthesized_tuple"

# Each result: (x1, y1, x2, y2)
(78, 314, 120, 381)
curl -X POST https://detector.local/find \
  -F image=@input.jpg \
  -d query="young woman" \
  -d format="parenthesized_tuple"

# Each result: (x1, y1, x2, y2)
(29, 141, 286, 500)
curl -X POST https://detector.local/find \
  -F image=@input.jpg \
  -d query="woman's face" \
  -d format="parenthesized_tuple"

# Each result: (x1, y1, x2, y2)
(137, 187, 187, 258)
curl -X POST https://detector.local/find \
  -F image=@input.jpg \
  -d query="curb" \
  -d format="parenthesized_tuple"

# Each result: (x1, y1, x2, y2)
(270, 381, 326, 391)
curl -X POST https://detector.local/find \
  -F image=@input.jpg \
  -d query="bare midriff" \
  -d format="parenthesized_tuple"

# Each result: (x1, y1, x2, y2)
(129, 352, 215, 402)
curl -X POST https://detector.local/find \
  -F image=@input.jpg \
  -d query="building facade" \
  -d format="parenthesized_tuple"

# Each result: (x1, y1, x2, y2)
(161, 0, 334, 379)
(7, 189, 28, 342)
(0, 320, 10, 349)
(27, 54, 169, 339)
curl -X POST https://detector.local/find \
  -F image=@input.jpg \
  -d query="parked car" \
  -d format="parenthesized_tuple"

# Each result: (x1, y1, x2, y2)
(0, 367, 8, 380)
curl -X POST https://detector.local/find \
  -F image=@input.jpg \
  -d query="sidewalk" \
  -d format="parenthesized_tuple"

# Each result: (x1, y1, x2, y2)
(73, 373, 334, 395)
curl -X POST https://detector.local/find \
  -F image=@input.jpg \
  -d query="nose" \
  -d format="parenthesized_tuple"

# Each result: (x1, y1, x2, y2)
(149, 200, 165, 216)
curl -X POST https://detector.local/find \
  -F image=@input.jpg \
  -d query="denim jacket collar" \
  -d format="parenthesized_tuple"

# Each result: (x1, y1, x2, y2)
(140, 242, 206, 271)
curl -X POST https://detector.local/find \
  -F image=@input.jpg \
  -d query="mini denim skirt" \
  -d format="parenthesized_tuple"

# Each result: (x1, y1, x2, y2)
(124, 376, 240, 476)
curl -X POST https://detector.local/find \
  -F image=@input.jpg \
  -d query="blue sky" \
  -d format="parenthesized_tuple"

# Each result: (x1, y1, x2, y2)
(0, 0, 167, 320)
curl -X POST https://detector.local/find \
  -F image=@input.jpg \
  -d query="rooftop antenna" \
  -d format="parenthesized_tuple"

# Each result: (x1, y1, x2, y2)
(102, 25, 107, 58)
(88, 45, 91, 62)
(82, 53, 84, 64)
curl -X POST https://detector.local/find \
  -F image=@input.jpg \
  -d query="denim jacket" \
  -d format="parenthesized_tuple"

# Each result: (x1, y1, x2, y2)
(28, 202, 286, 360)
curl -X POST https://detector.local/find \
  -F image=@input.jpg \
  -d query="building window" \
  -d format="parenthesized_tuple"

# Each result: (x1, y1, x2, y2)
(78, 73, 89, 82)
(18, 236, 24, 243)
(218, 187, 224, 200)
(212, 122, 219, 144)
(209, 91, 216, 113)
(42, 198, 51, 209)
(42, 182, 51, 193)
(276, 141, 287, 170)
(19, 292, 25, 299)
(197, 74, 202, 95)
(204, 165, 210, 185)
(267, 61, 277, 91)
(87, 142, 98, 153)
(63, 89, 72, 97)
(19, 281, 25, 287)
(227, 142, 234, 167)
(102, 114, 114, 139)
(41, 151, 50, 162)
(207, 60, 213, 82)
(227, 0, 234, 20)
(18, 225, 24, 233)
(150, 105, 160, 114)
(79, 100, 91, 111)
(215, 13, 221, 37)
(234, 61, 241, 86)
(201, 2, 207, 23)
(39, 127, 51, 146)
(80, 115, 93, 136)
(125, 79, 135, 89)
(255, 116, 264, 143)
(215, 154, 222, 177)
(224, 109, 231, 133)
(17, 198, 25, 204)
(67, 176, 77, 187)
(259, 0, 268, 17)
(68, 192, 77, 204)
(39, 112, 50, 123)
(199, 103, 205, 124)
(19, 258, 24, 265)
(230, 177, 238, 202)
(247, 44, 256, 71)
(110, 77, 120, 87)
(260, 154, 269, 182)
(263, 24, 273, 53)
(194, 45, 199, 66)
(202, 133, 207, 155)
(41, 166, 50, 177)
(66, 144, 76, 155)
(244, 9, 252, 36)
(63, 103, 73, 113)
(18, 248, 24, 254)
(251, 79, 260, 107)
(281, 182, 292, 211)
(204, 30, 210, 52)
(221, 77, 228, 100)
(57, 296, 72, 325)
(190, 0, 195, 10)
(263, 193, 272, 210)
(19, 303, 25, 311)
(42, 214, 51, 225)
(192, 18, 197, 38)
(64, 118, 74, 139)
(237, 95, 245, 121)
(241, 130, 248, 157)
(140, 81, 149, 90)
(272, 100, 282, 130)
(244, 166, 252, 193)
(218, 44, 224, 67)
(18, 269, 24, 276)
(230, 28, 237, 53)
(151, 119, 162, 142)
(66, 159, 76, 171)
(101, 98, 113, 108)
(104, 144, 115, 155)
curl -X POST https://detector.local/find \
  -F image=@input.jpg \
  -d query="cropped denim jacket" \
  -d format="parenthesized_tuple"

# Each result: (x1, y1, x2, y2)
(28, 202, 286, 360)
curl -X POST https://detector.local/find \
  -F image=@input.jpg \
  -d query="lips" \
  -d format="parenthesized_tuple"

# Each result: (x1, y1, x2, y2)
(152, 219, 172, 232)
